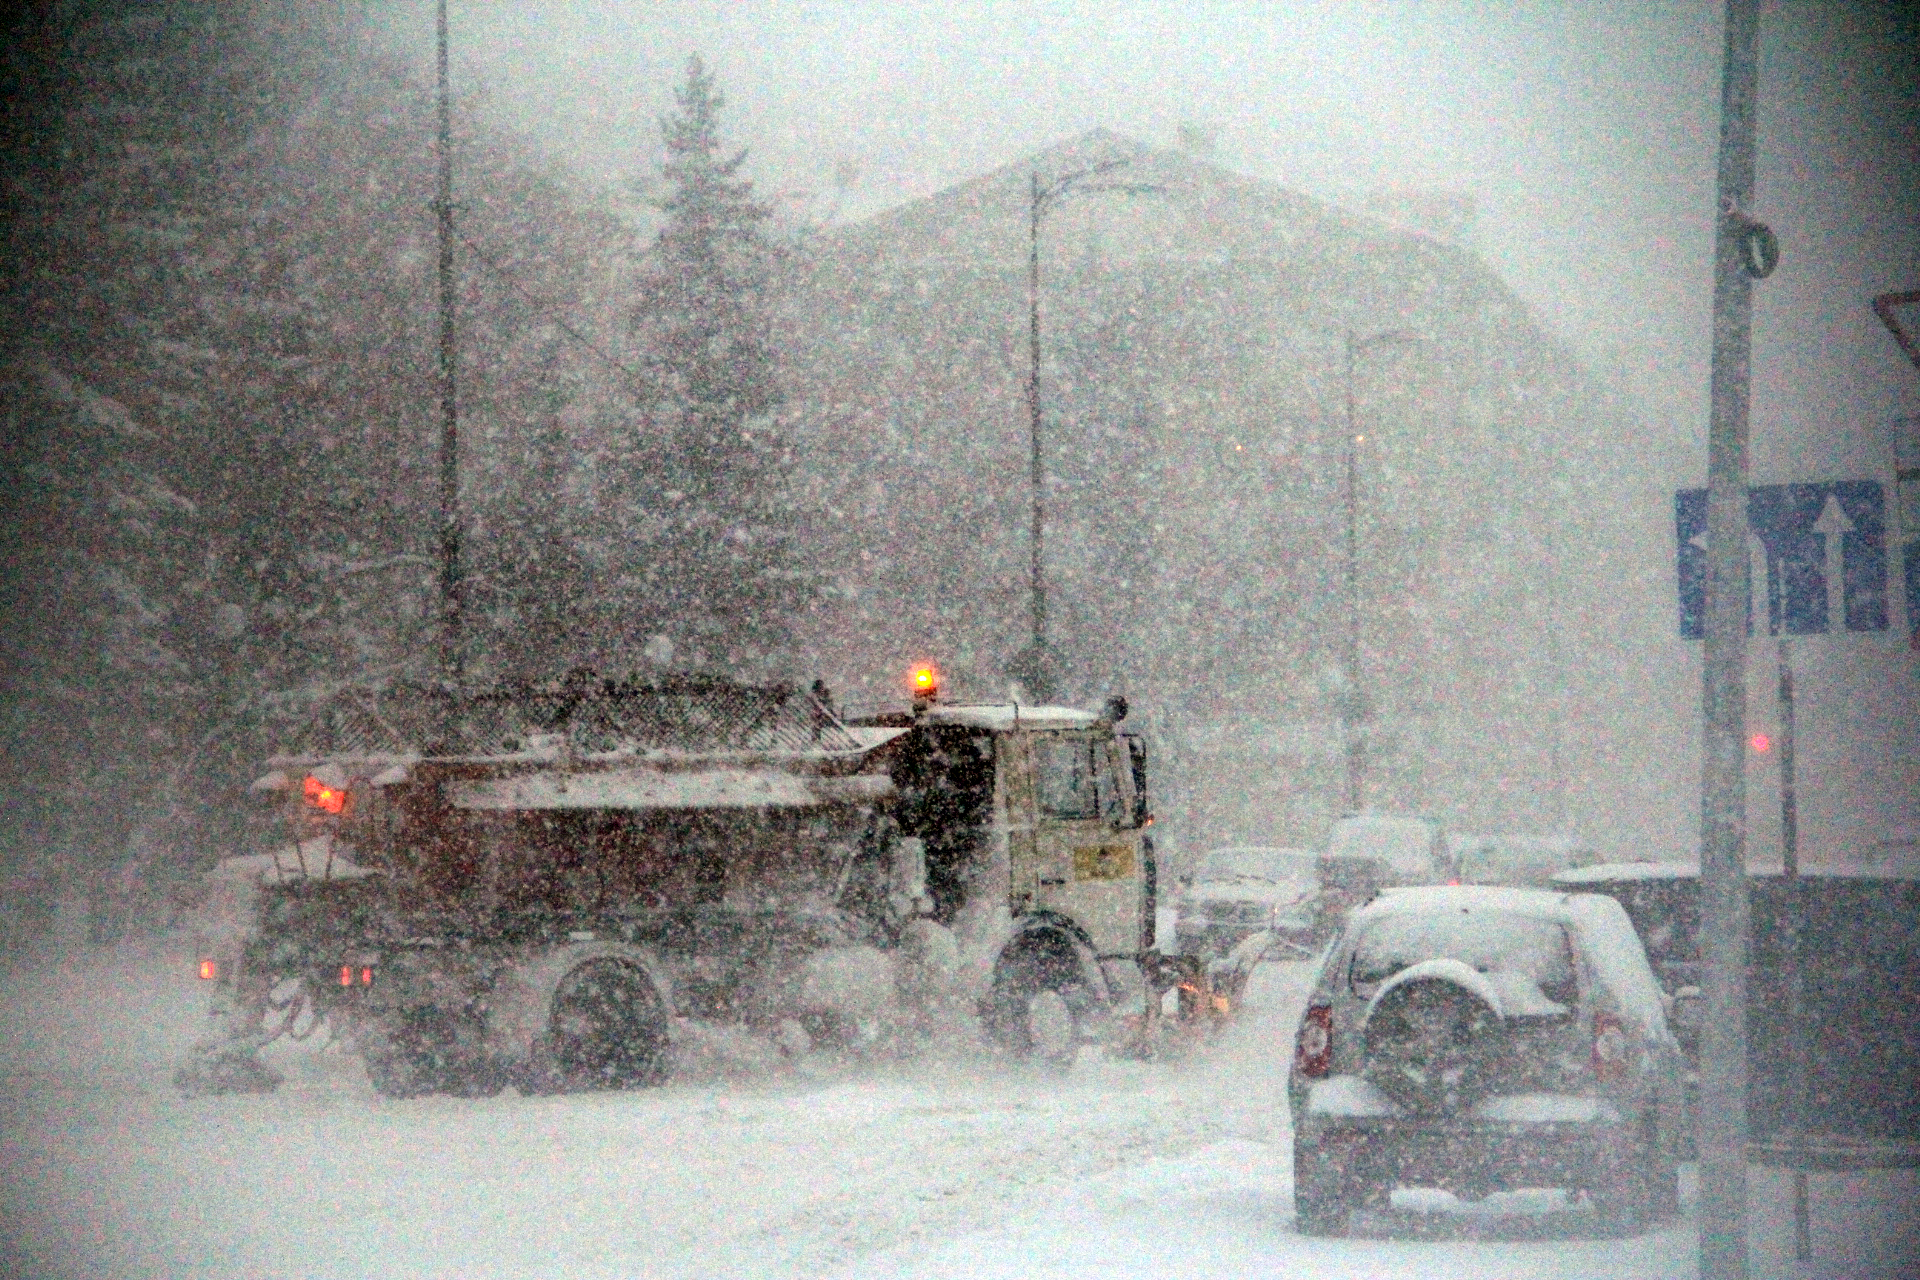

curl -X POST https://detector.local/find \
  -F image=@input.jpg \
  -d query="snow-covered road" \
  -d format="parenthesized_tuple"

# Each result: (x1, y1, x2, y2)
(3, 942, 1912, 1279)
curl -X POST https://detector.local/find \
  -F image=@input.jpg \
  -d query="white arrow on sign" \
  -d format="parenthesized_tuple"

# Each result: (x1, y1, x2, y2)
(1749, 532, 1771, 635)
(1813, 493, 1855, 631)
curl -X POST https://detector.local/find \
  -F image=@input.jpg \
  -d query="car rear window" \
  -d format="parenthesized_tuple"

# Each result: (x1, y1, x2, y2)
(1349, 910, 1577, 1004)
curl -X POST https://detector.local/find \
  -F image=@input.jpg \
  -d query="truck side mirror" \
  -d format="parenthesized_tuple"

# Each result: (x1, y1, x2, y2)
(1123, 734, 1150, 829)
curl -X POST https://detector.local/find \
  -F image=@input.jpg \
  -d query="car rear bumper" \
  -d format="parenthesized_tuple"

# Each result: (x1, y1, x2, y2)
(1296, 1107, 1631, 1197)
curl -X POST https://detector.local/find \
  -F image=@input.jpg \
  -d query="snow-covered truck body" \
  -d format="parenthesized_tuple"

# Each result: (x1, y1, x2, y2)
(191, 675, 1161, 1094)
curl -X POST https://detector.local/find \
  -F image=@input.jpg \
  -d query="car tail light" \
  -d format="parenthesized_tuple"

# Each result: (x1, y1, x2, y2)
(198, 958, 218, 981)
(1593, 1010, 1629, 1083)
(1295, 1003, 1333, 1078)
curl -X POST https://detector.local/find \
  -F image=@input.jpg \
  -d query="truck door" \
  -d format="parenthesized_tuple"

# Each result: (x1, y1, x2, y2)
(1000, 730, 1042, 911)
(1026, 729, 1142, 956)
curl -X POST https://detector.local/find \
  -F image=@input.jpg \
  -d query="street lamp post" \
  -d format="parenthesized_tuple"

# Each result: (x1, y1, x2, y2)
(1339, 328, 1417, 812)
(1010, 159, 1160, 702)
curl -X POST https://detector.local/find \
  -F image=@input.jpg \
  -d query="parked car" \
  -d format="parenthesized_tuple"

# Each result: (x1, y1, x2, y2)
(1324, 811, 1451, 886)
(1550, 861, 1920, 1153)
(1312, 851, 1391, 943)
(1287, 886, 1686, 1237)
(1451, 833, 1599, 888)
(1174, 845, 1318, 958)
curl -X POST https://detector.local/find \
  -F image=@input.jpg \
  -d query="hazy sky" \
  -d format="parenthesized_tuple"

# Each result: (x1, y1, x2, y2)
(373, 1, 1919, 482)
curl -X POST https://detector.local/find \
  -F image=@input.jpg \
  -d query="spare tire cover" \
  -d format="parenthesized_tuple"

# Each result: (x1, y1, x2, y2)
(1360, 959, 1506, 1114)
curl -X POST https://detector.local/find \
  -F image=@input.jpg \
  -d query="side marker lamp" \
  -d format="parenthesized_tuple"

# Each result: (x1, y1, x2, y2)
(303, 775, 348, 815)
(198, 959, 218, 981)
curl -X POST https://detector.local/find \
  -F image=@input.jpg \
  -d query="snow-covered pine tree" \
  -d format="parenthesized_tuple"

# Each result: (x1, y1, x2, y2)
(614, 55, 809, 676)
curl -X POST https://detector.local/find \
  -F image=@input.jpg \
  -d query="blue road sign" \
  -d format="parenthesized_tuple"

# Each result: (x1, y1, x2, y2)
(1675, 481, 1888, 638)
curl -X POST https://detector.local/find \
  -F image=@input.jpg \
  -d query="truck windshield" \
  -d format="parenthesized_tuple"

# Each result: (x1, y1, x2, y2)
(1034, 733, 1121, 822)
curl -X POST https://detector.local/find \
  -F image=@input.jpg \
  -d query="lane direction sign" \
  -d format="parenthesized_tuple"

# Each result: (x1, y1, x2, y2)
(1676, 481, 1888, 638)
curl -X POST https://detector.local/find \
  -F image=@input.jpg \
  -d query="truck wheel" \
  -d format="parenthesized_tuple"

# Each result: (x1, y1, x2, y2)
(362, 1010, 455, 1099)
(525, 958, 669, 1094)
(985, 944, 1095, 1070)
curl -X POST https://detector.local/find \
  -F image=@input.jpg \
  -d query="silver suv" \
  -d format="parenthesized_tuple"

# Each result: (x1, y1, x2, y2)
(1287, 886, 1687, 1236)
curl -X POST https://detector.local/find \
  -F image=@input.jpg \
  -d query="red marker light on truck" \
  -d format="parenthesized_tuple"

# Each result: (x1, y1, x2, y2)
(303, 775, 347, 815)
(1295, 1003, 1333, 1078)
(339, 965, 353, 987)
(198, 959, 217, 981)
(361, 967, 373, 986)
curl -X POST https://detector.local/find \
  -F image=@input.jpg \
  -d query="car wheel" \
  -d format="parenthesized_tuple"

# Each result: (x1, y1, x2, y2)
(524, 958, 670, 1094)
(1588, 1129, 1655, 1236)
(1644, 1113, 1680, 1222)
(1293, 1141, 1354, 1237)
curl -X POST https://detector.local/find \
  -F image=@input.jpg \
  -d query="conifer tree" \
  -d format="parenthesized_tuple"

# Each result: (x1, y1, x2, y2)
(615, 55, 808, 675)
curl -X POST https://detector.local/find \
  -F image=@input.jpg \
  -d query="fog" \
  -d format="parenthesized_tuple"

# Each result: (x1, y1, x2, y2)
(1, 2, 1917, 1275)
(345, 0, 1920, 867)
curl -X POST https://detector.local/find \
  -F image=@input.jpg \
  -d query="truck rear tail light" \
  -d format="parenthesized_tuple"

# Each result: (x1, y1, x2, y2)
(198, 959, 217, 981)
(361, 966, 374, 986)
(302, 774, 349, 815)
(1593, 1010, 1629, 1083)
(338, 964, 375, 987)
(339, 965, 353, 987)
(1296, 1003, 1333, 1078)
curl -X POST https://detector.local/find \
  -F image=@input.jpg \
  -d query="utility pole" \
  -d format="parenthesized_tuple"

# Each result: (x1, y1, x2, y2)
(1698, 0, 1766, 1274)
(435, 0, 463, 686)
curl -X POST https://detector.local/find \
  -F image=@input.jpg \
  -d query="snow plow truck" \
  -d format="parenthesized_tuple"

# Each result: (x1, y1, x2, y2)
(177, 669, 1190, 1096)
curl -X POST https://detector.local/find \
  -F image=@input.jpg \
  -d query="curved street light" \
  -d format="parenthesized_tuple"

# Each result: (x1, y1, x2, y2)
(1009, 158, 1163, 702)
(1339, 327, 1419, 811)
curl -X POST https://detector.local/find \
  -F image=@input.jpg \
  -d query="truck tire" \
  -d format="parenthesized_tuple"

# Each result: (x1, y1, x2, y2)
(362, 1008, 503, 1099)
(523, 958, 669, 1094)
(984, 941, 1098, 1070)
(1360, 976, 1502, 1114)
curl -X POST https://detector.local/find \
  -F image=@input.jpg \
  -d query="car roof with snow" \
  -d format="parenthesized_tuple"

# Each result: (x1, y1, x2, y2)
(1551, 861, 1698, 884)
(1347, 884, 1668, 1033)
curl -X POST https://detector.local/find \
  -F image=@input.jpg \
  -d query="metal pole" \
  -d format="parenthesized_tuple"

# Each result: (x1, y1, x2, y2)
(1777, 638, 1811, 1264)
(1342, 333, 1363, 812)
(1027, 170, 1048, 698)
(436, 0, 462, 686)
(1699, 1, 1762, 1275)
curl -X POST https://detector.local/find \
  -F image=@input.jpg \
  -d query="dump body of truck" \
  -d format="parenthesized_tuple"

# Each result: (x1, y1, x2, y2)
(179, 677, 1171, 1095)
